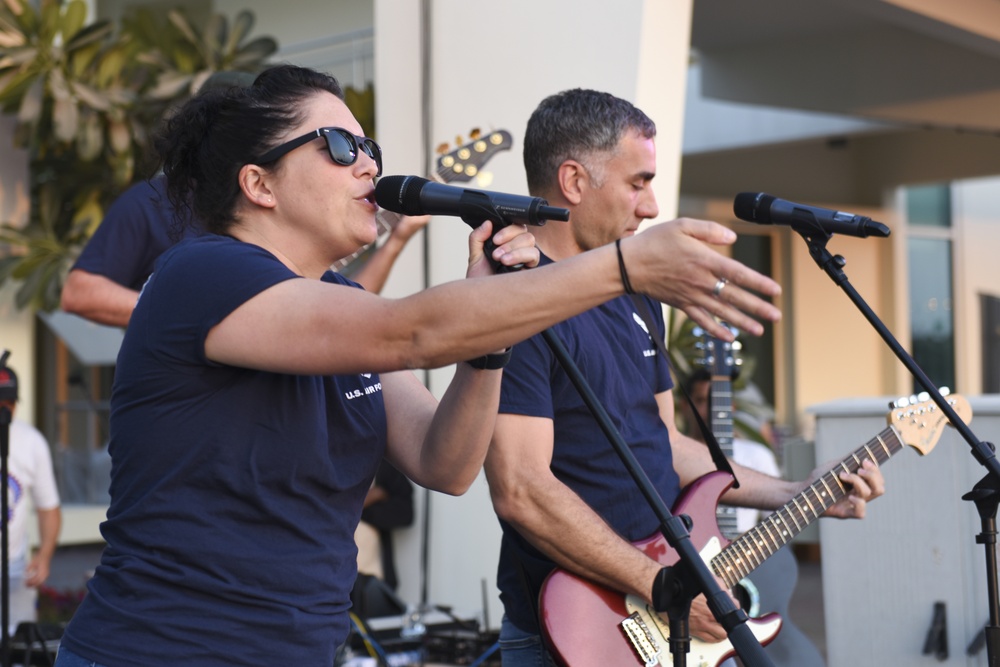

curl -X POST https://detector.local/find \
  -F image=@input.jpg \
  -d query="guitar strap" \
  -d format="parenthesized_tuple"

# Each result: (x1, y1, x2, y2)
(629, 294, 740, 488)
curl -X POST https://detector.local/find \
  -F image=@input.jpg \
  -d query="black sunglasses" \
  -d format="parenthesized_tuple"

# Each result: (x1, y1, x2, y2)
(255, 127, 383, 176)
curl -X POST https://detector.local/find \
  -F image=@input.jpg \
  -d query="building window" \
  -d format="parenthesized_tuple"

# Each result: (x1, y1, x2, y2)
(905, 183, 955, 392)
(906, 183, 951, 228)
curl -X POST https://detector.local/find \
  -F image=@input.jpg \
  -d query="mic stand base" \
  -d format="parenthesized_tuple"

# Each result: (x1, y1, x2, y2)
(964, 472, 1000, 667)
(795, 227, 1000, 666)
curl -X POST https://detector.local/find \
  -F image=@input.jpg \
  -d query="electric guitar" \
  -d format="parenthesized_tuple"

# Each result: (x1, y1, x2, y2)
(334, 128, 513, 273)
(539, 392, 971, 667)
(699, 327, 742, 541)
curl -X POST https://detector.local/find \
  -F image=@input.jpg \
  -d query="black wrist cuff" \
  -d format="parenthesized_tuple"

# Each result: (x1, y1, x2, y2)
(464, 348, 512, 370)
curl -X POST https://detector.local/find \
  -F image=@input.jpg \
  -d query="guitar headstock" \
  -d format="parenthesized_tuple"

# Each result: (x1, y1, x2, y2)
(434, 129, 513, 185)
(694, 324, 742, 379)
(888, 388, 971, 455)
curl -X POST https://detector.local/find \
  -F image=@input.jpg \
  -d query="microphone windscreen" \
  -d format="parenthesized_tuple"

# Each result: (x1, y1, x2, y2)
(733, 192, 775, 224)
(375, 176, 430, 216)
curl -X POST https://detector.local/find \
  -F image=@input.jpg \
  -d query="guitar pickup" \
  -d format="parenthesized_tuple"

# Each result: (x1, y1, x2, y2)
(620, 611, 661, 667)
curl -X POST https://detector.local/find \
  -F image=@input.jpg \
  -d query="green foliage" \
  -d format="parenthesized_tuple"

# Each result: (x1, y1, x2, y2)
(0, 0, 277, 311)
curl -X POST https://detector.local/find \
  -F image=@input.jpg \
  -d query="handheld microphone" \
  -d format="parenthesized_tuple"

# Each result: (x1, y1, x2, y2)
(374, 175, 569, 228)
(733, 192, 890, 239)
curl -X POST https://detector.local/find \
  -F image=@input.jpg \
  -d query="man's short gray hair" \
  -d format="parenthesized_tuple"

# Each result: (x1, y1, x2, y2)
(523, 89, 656, 195)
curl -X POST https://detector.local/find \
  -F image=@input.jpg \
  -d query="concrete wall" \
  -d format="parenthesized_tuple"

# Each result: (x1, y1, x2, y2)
(374, 0, 694, 627)
(813, 394, 995, 667)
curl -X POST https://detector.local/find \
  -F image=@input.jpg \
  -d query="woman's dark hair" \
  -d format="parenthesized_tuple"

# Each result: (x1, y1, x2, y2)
(153, 65, 345, 234)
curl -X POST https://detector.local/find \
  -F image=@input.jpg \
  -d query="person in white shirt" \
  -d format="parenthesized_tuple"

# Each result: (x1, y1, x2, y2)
(0, 361, 62, 631)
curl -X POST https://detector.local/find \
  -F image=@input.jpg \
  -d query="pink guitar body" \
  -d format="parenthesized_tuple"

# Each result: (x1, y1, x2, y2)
(540, 472, 781, 667)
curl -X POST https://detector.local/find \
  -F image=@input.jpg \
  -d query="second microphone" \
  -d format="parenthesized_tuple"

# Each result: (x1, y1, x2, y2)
(374, 175, 570, 228)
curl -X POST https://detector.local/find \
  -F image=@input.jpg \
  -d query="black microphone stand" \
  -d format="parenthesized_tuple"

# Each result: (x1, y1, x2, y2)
(539, 329, 773, 667)
(792, 223, 1000, 666)
(0, 399, 10, 667)
(461, 201, 773, 666)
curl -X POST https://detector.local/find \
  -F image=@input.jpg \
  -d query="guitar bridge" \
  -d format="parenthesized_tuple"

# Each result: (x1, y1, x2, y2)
(620, 611, 661, 667)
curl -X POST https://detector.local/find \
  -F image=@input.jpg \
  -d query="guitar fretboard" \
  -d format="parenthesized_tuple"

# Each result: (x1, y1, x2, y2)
(711, 377, 739, 540)
(712, 425, 902, 587)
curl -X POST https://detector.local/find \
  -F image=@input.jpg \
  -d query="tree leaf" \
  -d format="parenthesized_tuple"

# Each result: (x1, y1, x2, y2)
(71, 81, 110, 111)
(60, 0, 87, 42)
(3, 0, 37, 35)
(38, 0, 60, 47)
(15, 254, 60, 310)
(146, 71, 193, 100)
(167, 10, 200, 51)
(204, 13, 226, 66)
(95, 47, 126, 89)
(229, 37, 278, 68)
(225, 10, 254, 56)
(15, 76, 40, 123)
(0, 255, 22, 285)
(0, 56, 37, 101)
(70, 190, 102, 234)
(189, 69, 212, 94)
(108, 117, 131, 154)
(53, 87, 81, 143)
(170, 46, 199, 74)
(74, 110, 102, 160)
(48, 66, 69, 100)
(0, 16, 26, 48)
(64, 20, 113, 52)
(1, 47, 38, 70)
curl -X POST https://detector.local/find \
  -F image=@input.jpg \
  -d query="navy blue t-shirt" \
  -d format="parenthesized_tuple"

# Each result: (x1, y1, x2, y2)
(72, 175, 198, 290)
(496, 255, 680, 633)
(60, 235, 387, 666)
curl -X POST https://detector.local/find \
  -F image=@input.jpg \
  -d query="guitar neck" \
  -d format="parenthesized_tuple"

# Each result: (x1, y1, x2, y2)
(710, 377, 735, 457)
(710, 376, 738, 539)
(713, 425, 904, 587)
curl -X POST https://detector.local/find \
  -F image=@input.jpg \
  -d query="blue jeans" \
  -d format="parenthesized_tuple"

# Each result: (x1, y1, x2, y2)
(499, 615, 557, 667)
(54, 645, 109, 667)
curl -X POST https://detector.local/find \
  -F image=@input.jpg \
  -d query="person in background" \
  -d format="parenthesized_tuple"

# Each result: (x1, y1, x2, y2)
(483, 88, 883, 665)
(681, 367, 826, 666)
(61, 70, 429, 329)
(52, 65, 783, 667)
(680, 368, 781, 532)
(0, 360, 61, 633)
(358, 461, 413, 591)
(60, 175, 430, 328)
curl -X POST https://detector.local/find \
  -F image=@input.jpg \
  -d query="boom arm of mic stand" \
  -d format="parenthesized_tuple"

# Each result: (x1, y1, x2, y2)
(794, 227, 1000, 665)
(539, 328, 774, 667)
(796, 229, 1000, 477)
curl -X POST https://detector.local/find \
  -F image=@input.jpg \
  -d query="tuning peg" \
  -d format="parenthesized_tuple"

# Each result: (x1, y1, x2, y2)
(891, 386, 952, 409)
(470, 127, 482, 140)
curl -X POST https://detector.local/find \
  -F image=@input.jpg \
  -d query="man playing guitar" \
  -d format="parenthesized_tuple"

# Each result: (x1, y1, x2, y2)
(483, 88, 884, 667)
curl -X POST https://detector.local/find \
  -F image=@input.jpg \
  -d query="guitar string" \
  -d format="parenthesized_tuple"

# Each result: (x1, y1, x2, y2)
(712, 426, 903, 584)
